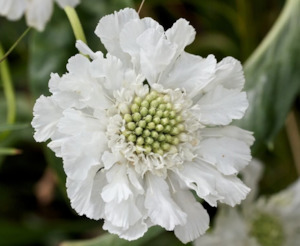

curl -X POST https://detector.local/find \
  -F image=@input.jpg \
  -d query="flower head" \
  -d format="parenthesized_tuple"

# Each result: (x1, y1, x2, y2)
(32, 8, 253, 243)
(0, 0, 80, 31)
(195, 160, 300, 246)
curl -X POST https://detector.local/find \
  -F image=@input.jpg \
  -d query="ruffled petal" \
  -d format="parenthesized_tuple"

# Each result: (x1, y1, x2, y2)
(136, 28, 177, 84)
(103, 219, 148, 241)
(197, 137, 252, 175)
(204, 56, 245, 92)
(191, 85, 248, 125)
(32, 95, 62, 142)
(95, 8, 139, 61)
(170, 175, 209, 243)
(159, 53, 216, 98)
(165, 18, 196, 56)
(145, 173, 186, 230)
(200, 126, 254, 146)
(101, 164, 133, 203)
(66, 166, 106, 220)
(176, 160, 250, 207)
(25, 0, 53, 31)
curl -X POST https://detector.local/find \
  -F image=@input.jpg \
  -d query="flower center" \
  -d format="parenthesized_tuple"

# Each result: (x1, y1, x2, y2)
(250, 212, 285, 246)
(122, 90, 185, 155)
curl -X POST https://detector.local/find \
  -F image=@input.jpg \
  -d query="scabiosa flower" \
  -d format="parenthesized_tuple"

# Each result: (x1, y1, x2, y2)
(195, 160, 300, 246)
(32, 8, 254, 243)
(0, 0, 80, 31)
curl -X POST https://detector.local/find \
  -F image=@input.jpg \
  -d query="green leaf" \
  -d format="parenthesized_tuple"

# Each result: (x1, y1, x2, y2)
(237, 0, 300, 153)
(0, 123, 29, 132)
(61, 226, 164, 246)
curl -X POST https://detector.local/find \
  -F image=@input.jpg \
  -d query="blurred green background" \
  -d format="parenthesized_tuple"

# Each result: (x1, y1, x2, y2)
(0, 0, 299, 245)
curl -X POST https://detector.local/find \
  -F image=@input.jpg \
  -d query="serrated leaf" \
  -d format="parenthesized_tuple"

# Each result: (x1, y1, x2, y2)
(237, 0, 300, 153)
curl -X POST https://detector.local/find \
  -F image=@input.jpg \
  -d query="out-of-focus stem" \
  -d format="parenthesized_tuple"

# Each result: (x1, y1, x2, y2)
(0, 27, 31, 64)
(138, 0, 146, 14)
(64, 6, 87, 44)
(0, 43, 16, 140)
(286, 111, 300, 176)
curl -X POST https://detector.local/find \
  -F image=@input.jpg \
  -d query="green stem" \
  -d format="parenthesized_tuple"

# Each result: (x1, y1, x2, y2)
(0, 147, 21, 156)
(64, 6, 87, 43)
(0, 43, 16, 140)
(0, 27, 31, 64)
(244, 0, 298, 69)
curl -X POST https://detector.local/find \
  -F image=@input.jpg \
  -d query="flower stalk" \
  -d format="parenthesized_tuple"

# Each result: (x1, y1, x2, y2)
(64, 6, 87, 43)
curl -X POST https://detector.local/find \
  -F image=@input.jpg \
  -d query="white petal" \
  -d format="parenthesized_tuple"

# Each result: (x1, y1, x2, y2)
(66, 166, 106, 220)
(55, 0, 80, 8)
(170, 175, 209, 243)
(204, 56, 245, 92)
(61, 131, 107, 180)
(145, 173, 186, 230)
(25, 0, 53, 31)
(95, 8, 139, 61)
(119, 17, 163, 66)
(32, 95, 62, 142)
(192, 85, 248, 125)
(101, 164, 133, 203)
(75, 40, 103, 60)
(159, 53, 216, 98)
(101, 151, 118, 170)
(165, 18, 196, 56)
(200, 125, 254, 146)
(177, 161, 250, 207)
(0, 0, 25, 20)
(197, 137, 252, 175)
(103, 219, 147, 240)
(136, 28, 177, 84)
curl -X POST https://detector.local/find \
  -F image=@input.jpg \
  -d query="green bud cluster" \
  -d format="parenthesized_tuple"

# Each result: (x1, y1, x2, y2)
(122, 91, 185, 155)
(250, 213, 284, 246)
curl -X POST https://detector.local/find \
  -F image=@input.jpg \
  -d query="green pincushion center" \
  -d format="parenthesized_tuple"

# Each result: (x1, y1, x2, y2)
(122, 90, 185, 155)
(250, 212, 285, 246)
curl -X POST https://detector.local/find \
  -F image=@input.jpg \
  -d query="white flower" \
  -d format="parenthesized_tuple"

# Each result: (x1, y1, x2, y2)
(32, 8, 253, 243)
(194, 160, 300, 246)
(0, 0, 80, 31)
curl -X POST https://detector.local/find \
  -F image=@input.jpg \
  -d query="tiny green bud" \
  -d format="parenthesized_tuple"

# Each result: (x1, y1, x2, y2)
(163, 95, 171, 102)
(141, 100, 150, 108)
(163, 110, 170, 117)
(150, 100, 159, 108)
(165, 134, 173, 143)
(131, 103, 139, 113)
(161, 118, 169, 126)
(149, 91, 158, 99)
(177, 123, 185, 132)
(143, 129, 151, 137)
(128, 134, 136, 142)
(156, 110, 163, 117)
(144, 145, 152, 154)
(154, 149, 164, 155)
(122, 130, 131, 137)
(169, 119, 176, 126)
(149, 108, 156, 115)
(133, 112, 141, 122)
(134, 97, 142, 105)
(138, 120, 146, 128)
(135, 127, 143, 135)
(144, 115, 152, 123)
(153, 116, 160, 124)
(166, 103, 172, 110)
(176, 115, 182, 122)
(158, 133, 166, 142)
(171, 127, 179, 136)
(147, 122, 156, 130)
(140, 107, 148, 116)
(164, 125, 172, 133)
(158, 104, 166, 110)
(127, 122, 136, 130)
(172, 137, 180, 145)
(124, 114, 132, 122)
(156, 124, 164, 132)
(161, 142, 171, 151)
(145, 137, 154, 145)
(169, 111, 176, 119)
(152, 141, 160, 149)
(151, 131, 159, 139)
(136, 136, 144, 145)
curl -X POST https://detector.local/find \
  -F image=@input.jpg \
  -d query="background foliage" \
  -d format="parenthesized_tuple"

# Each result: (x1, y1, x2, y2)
(0, 0, 299, 245)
